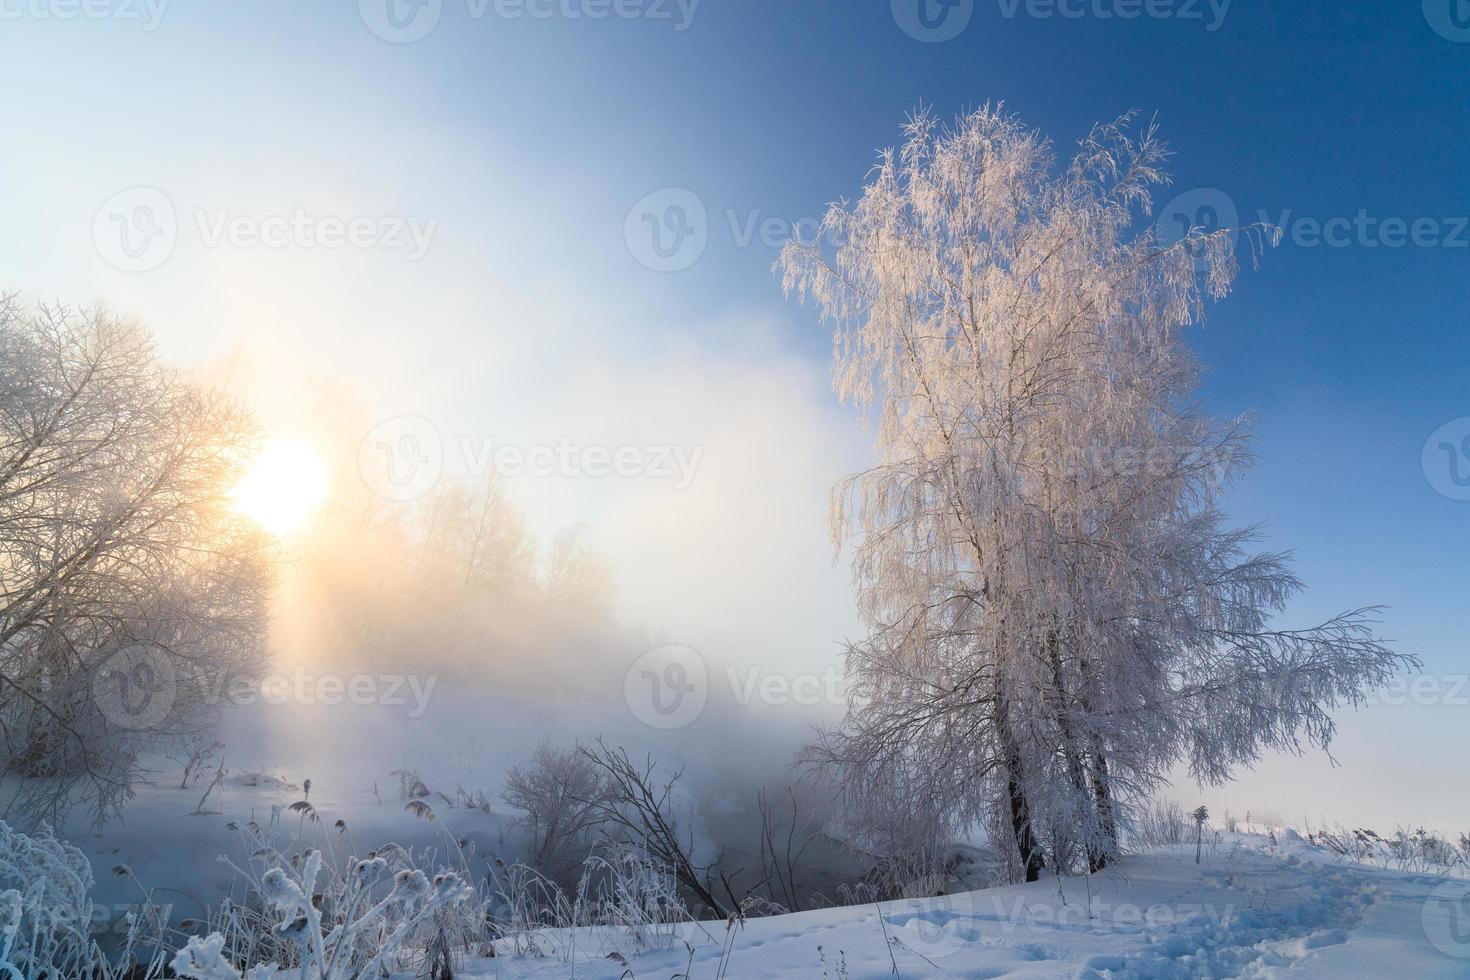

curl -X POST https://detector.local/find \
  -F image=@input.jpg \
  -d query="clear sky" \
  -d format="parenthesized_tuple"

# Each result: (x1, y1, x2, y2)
(1, 0, 1466, 829)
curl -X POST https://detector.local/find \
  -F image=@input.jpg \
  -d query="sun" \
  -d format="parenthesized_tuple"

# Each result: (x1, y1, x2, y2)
(231, 438, 331, 538)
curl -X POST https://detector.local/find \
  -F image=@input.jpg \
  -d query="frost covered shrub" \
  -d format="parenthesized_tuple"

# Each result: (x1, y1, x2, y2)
(1130, 800, 1189, 848)
(486, 845, 694, 962)
(199, 819, 481, 979)
(390, 769, 430, 802)
(578, 846, 692, 950)
(0, 819, 107, 978)
(822, 762, 956, 898)
(0, 821, 172, 979)
(170, 934, 278, 980)
(1301, 822, 1467, 873)
(1389, 826, 1463, 870)
(502, 742, 610, 885)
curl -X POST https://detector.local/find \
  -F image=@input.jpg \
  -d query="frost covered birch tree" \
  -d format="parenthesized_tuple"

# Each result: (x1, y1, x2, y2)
(781, 107, 1413, 882)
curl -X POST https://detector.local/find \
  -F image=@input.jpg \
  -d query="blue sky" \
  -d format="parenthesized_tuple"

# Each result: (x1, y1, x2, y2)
(1, 0, 1467, 826)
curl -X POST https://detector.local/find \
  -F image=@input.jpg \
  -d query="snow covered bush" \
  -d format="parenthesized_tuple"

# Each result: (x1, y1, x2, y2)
(822, 762, 955, 900)
(575, 740, 727, 917)
(170, 934, 279, 980)
(0, 819, 107, 978)
(0, 821, 175, 979)
(1131, 801, 1189, 848)
(1309, 824, 1469, 874)
(502, 741, 610, 885)
(486, 844, 695, 962)
(201, 819, 481, 979)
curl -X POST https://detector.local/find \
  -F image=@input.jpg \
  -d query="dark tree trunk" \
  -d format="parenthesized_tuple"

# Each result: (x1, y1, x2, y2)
(1073, 649, 1118, 873)
(1087, 744, 1118, 872)
(1046, 628, 1106, 874)
(1007, 768, 1045, 882)
(997, 684, 1045, 883)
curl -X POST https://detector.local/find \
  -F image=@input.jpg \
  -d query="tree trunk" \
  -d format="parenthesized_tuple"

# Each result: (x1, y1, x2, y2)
(1047, 628, 1105, 874)
(1075, 652, 1118, 872)
(997, 687, 1045, 882)
(1087, 742, 1118, 872)
(1006, 768, 1045, 882)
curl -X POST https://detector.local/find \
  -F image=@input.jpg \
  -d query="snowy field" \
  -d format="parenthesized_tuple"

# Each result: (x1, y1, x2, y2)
(34, 755, 1468, 980)
(458, 841, 1469, 979)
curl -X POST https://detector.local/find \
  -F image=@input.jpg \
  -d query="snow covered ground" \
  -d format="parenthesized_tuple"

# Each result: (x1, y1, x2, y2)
(25, 765, 1469, 978)
(32, 722, 1467, 979)
(456, 839, 1469, 979)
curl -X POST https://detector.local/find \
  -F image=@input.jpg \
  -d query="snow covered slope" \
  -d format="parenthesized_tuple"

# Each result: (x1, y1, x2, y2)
(45, 756, 1469, 978)
(461, 841, 1469, 979)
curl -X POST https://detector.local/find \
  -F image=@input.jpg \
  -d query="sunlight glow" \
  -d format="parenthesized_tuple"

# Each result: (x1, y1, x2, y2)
(232, 439, 331, 538)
